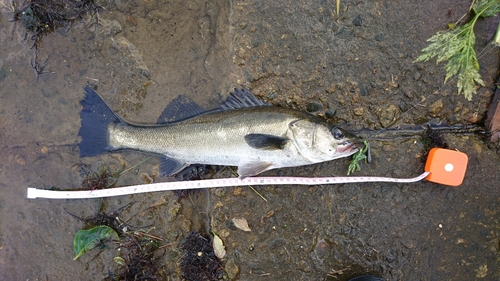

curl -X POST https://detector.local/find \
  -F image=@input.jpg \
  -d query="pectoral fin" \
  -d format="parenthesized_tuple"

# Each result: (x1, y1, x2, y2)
(244, 134, 289, 150)
(237, 161, 273, 179)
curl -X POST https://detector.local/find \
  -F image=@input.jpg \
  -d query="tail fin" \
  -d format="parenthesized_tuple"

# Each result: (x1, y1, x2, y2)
(78, 86, 123, 157)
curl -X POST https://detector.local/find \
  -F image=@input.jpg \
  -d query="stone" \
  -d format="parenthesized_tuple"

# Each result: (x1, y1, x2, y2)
(225, 258, 239, 279)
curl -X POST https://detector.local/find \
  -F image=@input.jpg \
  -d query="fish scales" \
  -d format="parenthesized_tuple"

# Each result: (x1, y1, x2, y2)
(109, 107, 310, 167)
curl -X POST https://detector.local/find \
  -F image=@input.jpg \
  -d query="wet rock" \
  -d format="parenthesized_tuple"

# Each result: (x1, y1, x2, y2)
(325, 108, 336, 118)
(472, 212, 485, 222)
(386, 253, 396, 263)
(95, 18, 122, 37)
(225, 219, 237, 230)
(413, 71, 421, 81)
(377, 104, 400, 128)
(111, 36, 150, 78)
(374, 33, 384, 41)
(296, 260, 311, 272)
(267, 91, 278, 100)
(167, 201, 182, 222)
(353, 107, 365, 116)
(352, 15, 363, 26)
(268, 237, 285, 250)
(360, 87, 369, 96)
(108, 20, 123, 37)
(428, 99, 444, 115)
(306, 101, 323, 112)
(214, 187, 226, 197)
(314, 239, 331, 260)
(225, 258, 239, 279)
(399, 100, 408, 112)
(243, 68, 255, 82)
(335, 27, 354, 40)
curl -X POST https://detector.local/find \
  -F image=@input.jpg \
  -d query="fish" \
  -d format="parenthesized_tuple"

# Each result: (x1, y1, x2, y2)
(78, 86, 360, 178)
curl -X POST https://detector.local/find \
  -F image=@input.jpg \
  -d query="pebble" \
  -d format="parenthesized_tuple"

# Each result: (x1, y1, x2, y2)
(225, 258, 240, 279)
(352, 15, 363, 26)
(167, 201, 181, 222)
(314, 239, 331, 259)
(296, 260, 311, 272)
(325, 109, 336, 118)
(306, 101, 323, 112)
(214, 187, 226, 197)
(377, 104, 400, 128)
(335, 27, 354, 40)
(428, 99, 444, 115)
(353, 107, 365, 116)
(268, 237, 285, 250)
(360, 87, 369, 96)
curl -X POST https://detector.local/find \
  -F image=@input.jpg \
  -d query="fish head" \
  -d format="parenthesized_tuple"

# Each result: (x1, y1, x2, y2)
(289, 119, 361, 163)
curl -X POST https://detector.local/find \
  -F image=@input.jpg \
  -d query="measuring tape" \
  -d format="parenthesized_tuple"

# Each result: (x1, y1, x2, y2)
(26, 148, 468, 200)
(27, 172, 431, 199)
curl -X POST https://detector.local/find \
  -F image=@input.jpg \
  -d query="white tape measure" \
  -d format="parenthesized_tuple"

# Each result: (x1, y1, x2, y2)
(27, 172, 430, 200)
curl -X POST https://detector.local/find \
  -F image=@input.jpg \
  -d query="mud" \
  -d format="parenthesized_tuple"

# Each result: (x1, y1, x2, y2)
(0, 0, 499, 280)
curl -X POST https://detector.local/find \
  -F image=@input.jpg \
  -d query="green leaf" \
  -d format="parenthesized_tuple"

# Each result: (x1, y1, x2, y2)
(473, 0, 500, 18)
(457, 62, 485, 100)
(73, 226, 119, 260)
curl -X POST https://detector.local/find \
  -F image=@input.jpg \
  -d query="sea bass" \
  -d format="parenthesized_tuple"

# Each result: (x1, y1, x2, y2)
(78, 86, 360, 178)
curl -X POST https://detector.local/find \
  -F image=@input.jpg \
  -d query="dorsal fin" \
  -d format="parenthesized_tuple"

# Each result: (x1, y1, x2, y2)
(219, 88, 271, 110)
(157, 95, 207, 124)
(157, 89, 269, 124)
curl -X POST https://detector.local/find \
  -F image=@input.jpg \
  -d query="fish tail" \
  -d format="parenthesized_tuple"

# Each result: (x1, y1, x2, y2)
(78, 86, 123, 157)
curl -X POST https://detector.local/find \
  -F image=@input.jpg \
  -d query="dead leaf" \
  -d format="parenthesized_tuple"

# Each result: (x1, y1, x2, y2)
(213, 233, 226, 259)
(232, 218, 251, 232)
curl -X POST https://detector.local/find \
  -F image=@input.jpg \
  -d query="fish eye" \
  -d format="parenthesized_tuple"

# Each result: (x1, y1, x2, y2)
(332, 127, 344, 139)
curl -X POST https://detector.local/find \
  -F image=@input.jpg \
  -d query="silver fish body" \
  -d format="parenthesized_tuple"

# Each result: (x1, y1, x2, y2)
(79, 87, 360, 178)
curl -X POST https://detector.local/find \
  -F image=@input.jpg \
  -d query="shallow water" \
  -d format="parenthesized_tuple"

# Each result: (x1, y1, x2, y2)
(1, 0, 499, 280)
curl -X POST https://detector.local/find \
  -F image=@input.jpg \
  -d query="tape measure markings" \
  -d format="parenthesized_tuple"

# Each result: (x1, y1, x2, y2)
(27, 172, 430, 200)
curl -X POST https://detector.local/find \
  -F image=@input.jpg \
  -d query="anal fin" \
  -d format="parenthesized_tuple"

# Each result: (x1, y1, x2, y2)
(237, 161, 273, 179)
(159, 156, 189, 177)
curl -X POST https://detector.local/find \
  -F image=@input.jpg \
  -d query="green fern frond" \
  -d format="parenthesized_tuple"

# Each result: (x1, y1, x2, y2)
(414, 0, 500, 100)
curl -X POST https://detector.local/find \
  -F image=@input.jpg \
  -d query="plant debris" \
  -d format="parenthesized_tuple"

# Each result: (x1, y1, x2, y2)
(74, 162, 121, 191)
(232, 218, 252, 232)
(67, 203, 167, 280)
(107, 231, 166, 281)
(12, 0, 101, 47)
(8, 0, 101, 80)
(414, 0, 500, 100)
(421, 125, 449, 162)
(180, 231, 224, 281)
(212, 233, 226, 259)
(65, 202, 137, 234)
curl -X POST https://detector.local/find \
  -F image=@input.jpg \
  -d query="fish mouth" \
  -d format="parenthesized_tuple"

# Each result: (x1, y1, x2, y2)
(337, 141, 361, 154)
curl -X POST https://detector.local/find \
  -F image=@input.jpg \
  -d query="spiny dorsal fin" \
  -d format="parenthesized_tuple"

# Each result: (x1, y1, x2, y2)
(220, 88, 271, 110)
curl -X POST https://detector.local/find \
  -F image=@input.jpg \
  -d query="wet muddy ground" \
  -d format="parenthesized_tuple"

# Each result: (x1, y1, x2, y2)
(1, 0, 499, 280)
